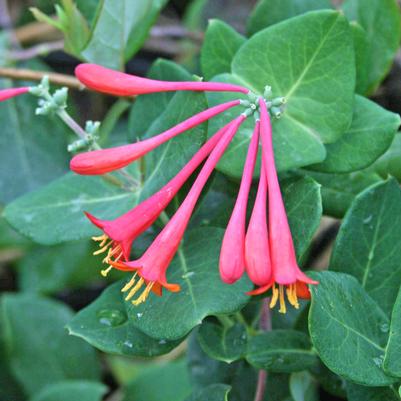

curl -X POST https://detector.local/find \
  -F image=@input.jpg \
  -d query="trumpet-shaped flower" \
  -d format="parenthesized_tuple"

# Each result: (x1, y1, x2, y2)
(70, 100, 240, 175)
(75, 63, 249, 96)
(0, 87, 29, 102)
(258, 98, 318, 313)
(110, 116, 245, 305)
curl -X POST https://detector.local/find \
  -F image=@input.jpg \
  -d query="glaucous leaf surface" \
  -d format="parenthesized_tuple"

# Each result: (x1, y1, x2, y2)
(311, 96, 400, 173)
(383, 287, 401, 376)
(67, 282, 182, 357)
(29, 381, 107, 401)
(330, 179, 401, 317)
(208, 11, 355, 177)
(246, 330, 318, 373)
(185, 384, 231, 401)
(346, 382, 400, 401)
(309, 271, 395, 386)
(342, 0, 401, 94)
(82, 0, 168, 69)
(126, 228, 252, 340)
(121, 360, 192, 401)
(201, 19, 245, 80)
(0, 80, 69, 204)
(197, 322, 247, 363)
(1, 294, 100, 396)
(247, 0, 332, 35)
(3, 173, 139, 245)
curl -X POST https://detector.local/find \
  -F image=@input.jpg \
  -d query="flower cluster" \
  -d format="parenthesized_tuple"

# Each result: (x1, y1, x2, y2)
(2, 63, 317, 312)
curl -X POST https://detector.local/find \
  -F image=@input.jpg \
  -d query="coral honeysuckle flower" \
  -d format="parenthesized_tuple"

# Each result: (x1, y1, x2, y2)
(87, 120, 231, 276)
(70, 100, 240, 175)
(75, 63, 249, 96)
(219, 122, 260, 284)
(257, 98, 318, 313)
(0, 87, 29, 102)
(110, 116, 245, 305)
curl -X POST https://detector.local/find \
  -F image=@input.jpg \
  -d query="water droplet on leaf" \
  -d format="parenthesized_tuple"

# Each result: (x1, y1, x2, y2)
(97, 309, 127, 327)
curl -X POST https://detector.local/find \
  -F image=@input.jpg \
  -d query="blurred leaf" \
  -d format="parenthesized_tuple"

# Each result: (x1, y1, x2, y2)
(121, 360, 192, 401)
(0, 80, 69, 205)
(82, 0, 168, 69)
(3, 173, 139, 245)
(127, 227, 252, 340)
(0, 217, 31, 249)
(17, 241, 99, 294)
(1, 294, 100, 396)
(384, 287, 401, 376)
(208, 11, 355, 177)
(128, 59, 192, 142)
(185, 384, 231, 401)
(309, 271, 395, 386)
(75, 0, 100, 26)
(373, 133, 401, 181)
(197, 322, 247, 363)
(342, 0, 401, 94)
(246, 330, 318, 373)
(289, 371, 319, 401)
(201, 20, 245, 80)
(310, 96, 400, 173)
(330, 179, 401, 317)
(346, 382, 400, 401)
(29, 381, 107, 401)
(309, 362, 347, 398)
(247, 0, 332, 35)
(68, 282, 183, 357)
(305, 170, 382, 218)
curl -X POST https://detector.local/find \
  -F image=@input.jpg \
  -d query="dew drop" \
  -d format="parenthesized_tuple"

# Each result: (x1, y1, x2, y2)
(380, 323, 389, 333)
(159, 339, 167, 345)
(372, 355, 384, 367)
(363, 215, 372, 224)
(97, 309, 127, 327)
(137, 312, 143, 318)
(123, 340, 133, 348)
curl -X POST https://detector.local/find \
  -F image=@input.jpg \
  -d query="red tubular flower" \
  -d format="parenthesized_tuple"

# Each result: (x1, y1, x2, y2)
(245, 158, 272, 289)
(70, 100, 240, 175)
(0, 87, 29, 102)
(86, 121, 230, 276)
(219, 122, 260, 284)
(110, 116, 245, 305)
(75, 63, 249, 96)
(258, 98, 318, 313)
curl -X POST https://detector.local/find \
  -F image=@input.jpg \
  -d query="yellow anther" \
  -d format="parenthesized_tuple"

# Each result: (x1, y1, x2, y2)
(287, 284, 300, 309)
(132, 282, 154, 306)
(93, 240, 113, 255)
(125, 278, 144, 301)
(101, 265, 113, 277)
(278, 285, 287, 314)
(121, 273, 138, 293)
(92, 234, 108, 242)
(270, 284, 279, 308)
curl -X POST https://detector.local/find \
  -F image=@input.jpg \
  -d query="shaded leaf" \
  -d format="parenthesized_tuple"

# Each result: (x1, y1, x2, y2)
(373, 133, 401, 181)
(185, 384, 231, 401)
(346, 382, 400, 401)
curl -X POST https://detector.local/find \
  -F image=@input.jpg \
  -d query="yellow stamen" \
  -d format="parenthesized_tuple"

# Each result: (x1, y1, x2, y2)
(93, 240, 113, 255)
(103, 245, 123, 263)
(92, 234, 108, 242)
(286, 284, 300, 309)
(278, 285, 287, 314)
(132, 282, 154, 306)
(101, 265, 113, 277)
(125, 278, 144, 301)
(121, 273, 138, 292)
(270, 283, 279, 308)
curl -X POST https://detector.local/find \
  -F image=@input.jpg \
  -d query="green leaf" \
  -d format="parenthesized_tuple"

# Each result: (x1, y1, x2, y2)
(351, 22, 370, 95)
(384, 287, 401, 376)
(247, 0, 332, 35)
(208, 11, 355, 177)
(17, 241, 99, 294)
(82, 0, 168, 70)
(3, 173, 139, 245)
(308, 271, 395, 386)
(29, 381, 107, 401)
(128, 59, 192, 142)
(342, 0, 401, 94)
(347, 382, 400, 401)
(185, 384, 231, 401)
(373, 133, 401, 181)
(329, 179, 401, 317)
(282, 177, 322, 259)
(305, 170, 382, 218)
(67, 282, 182, 357)
(1, 294, 100, 396)
(289, 371, 319, 401)
(128, 227, 251, 341)
(246, 330, 318, 373)
(310, 96, 400, 173)
(201, 20, 245, 80)
(197, 322, 247, 363)
(0, 80, 69, 204)
(309, 363, 347, 398)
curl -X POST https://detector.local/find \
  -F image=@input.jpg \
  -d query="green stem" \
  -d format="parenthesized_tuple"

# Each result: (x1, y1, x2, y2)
(216, 315, 235, 329)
